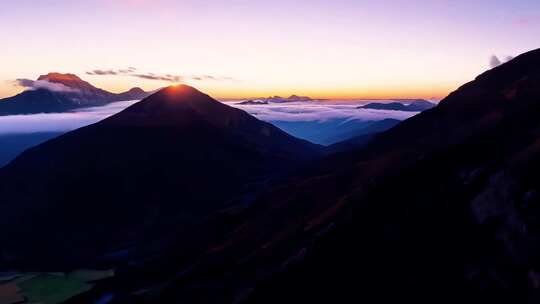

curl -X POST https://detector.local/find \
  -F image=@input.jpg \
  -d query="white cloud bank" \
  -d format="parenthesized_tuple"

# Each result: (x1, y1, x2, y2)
(0, 99, 421, 135)
(227, 101, 419, 123)
(0, 100, 139, 134)
(14, 79, 80, 93)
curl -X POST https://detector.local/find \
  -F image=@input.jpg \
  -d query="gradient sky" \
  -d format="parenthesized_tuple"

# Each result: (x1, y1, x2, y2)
(1, 0, 539, 99)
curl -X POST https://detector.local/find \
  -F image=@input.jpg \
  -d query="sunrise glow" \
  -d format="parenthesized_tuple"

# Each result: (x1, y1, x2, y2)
(1, 0, 539, 100)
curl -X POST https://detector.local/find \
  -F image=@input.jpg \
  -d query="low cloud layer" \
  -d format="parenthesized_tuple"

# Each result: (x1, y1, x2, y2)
(0, 99, 422, 136)
(228, 100, 419, 123)
(14, 79, 79, 93)
(86, 67, 236, 83)
(0, 100, 138, 134)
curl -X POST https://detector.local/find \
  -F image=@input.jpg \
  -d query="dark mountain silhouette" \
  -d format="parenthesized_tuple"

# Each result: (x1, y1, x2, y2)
(0, 85, 322, 269)
(0, 73, 151, 115)
(285, 94, 312, 102)
(69, 48, 540, 303)
(358, 99, 436, 111)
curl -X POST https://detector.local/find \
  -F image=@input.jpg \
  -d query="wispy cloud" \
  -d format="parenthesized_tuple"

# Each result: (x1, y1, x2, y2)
(86, 67, 236, 82)
(86, 69, 118, 76)
(489, 54, 515, 68)
(14, 79, 79, 93)
(513, 15, 538, 27)
(131, 73, 184, 82)
(489, 55, 502, 68)
(130, 73, 236, 82)
(86, 67, 137, 76)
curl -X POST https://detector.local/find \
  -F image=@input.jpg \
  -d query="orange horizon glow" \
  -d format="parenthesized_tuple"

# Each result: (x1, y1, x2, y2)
(0, 81, 452, 101)
(1, 1, 538, 104)
(204, 84, 453, 100)
(0, 72, 457, 101)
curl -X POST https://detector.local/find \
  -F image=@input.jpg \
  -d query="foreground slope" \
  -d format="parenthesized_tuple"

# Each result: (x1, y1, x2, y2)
(0, 85, 322, 269)
(245, 48, 540, 302)
(77, 48, 540, 303)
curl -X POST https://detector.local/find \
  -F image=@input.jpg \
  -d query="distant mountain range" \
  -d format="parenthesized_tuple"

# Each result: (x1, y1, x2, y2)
(358, 99, 436, 111)
(239, 95, 315, 104)
(0, 73, 151, 116)
(237, 100, 269, 105)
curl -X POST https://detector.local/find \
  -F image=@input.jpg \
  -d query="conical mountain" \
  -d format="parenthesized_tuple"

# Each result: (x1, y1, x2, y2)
(0, 85, 322, 269)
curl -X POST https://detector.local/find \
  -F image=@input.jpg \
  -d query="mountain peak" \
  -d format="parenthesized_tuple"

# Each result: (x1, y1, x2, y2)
(37, 72, 83, 83)
(35, 73, 96, 92)
(160, 84, 201, 95)
(127, 87, 145, 93)
(104, 85, 243, 128)
(147, 85, 212, 106)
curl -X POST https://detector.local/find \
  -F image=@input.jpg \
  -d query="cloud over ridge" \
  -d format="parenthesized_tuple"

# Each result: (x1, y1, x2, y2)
(14, 79, 80, 93)
(0, 99, 421, 136)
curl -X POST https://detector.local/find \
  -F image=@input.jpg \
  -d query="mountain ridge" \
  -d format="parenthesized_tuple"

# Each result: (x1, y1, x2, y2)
(0, 73, 151, 115)
(358, 99, 436, 111)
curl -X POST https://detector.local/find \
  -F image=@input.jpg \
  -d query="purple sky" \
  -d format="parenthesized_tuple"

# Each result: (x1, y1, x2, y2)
(1, 0, 539, 99)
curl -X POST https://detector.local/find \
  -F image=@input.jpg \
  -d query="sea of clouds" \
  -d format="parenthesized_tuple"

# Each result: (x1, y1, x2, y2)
(226, 100, 419, 123)
(0, 99, 424, 166)
(0, 99, 420, 135)
(0, 100, 139, 134)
